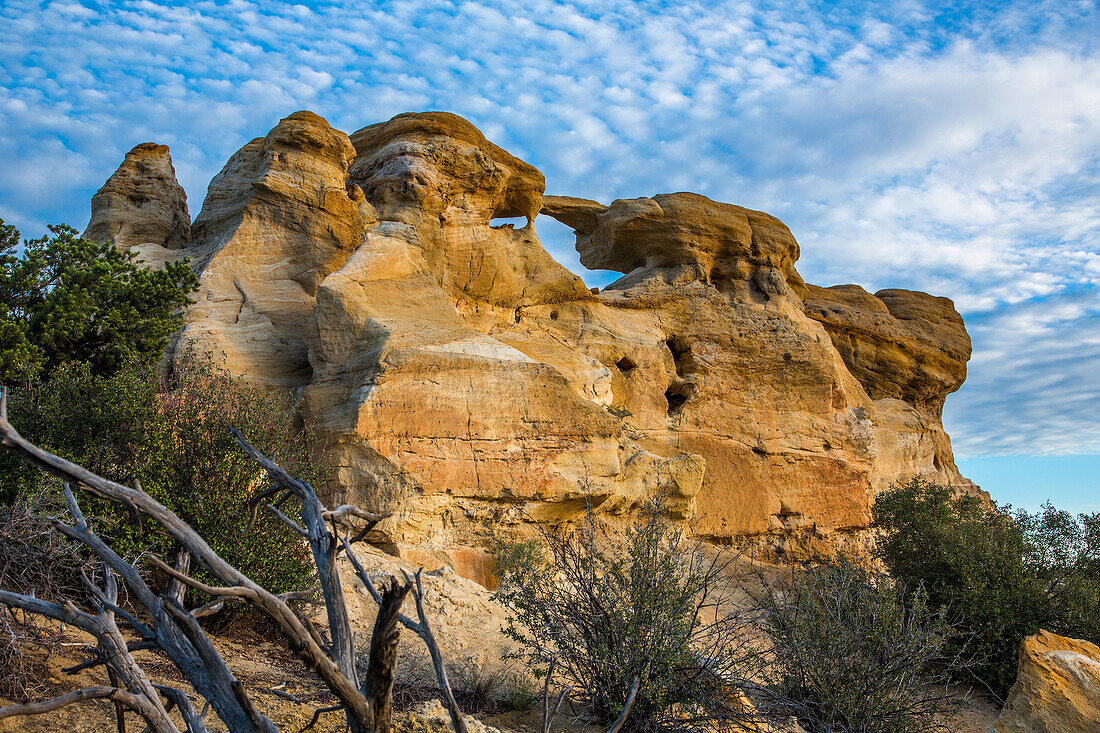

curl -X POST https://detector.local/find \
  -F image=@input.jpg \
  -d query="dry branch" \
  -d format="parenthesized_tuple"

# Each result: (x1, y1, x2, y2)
(0, 387, 467, 733)
(0, 687, 154, 721)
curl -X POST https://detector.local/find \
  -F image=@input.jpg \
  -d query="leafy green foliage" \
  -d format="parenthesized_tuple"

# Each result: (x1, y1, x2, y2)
(1016, 504, 1100, 641)
(0, 355, 321, 597)
(493, 500, 765, 733)
(0, 219, 198, 382)
(760, 555, 963, 733)
(872, 478, 1100, 696)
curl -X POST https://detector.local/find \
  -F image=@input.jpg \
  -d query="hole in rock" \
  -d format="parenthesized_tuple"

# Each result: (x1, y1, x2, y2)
(490, 216, 527, 229)
(616, 356, 636, 376)
(666, 336, 691, 377)
(549, 309, 560, 320)
(664, 381, 693, 416)
(533, 213, 624, 290)
(752, 446, 768, 457)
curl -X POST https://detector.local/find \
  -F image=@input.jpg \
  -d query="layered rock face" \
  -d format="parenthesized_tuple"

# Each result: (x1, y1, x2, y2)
(179, 110, 365, 386)
(989, 630, 1100, 733)
(83, 142, 191, 265)
(88, 110, 977, 577)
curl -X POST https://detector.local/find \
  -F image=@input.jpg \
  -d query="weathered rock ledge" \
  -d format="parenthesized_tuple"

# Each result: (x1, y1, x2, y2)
(84, 110, 980, 579)
(988, 630, 1100, 733)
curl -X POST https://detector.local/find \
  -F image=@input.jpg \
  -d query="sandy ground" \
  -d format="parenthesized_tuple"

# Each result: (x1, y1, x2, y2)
(0, 548, 1002, 732)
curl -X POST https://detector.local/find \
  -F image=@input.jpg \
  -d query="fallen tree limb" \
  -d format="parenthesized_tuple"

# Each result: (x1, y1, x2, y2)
(0, 686, 150, 721)
(0, 387, 467, 733)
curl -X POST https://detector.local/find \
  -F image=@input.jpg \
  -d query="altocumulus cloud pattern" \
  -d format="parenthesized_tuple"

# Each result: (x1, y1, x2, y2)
(0, 0, 1098, 457)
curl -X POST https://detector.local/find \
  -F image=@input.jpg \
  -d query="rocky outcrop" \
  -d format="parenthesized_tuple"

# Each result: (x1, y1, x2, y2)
(803, 284, 973, 483)
(83, 142, 191, 265)
(543, 193, 808, 318)
(177, 110, 365, 386)
(803, 284, 971, 417)
(988, 630, 1100, 733)
(89, 110, 977, 578)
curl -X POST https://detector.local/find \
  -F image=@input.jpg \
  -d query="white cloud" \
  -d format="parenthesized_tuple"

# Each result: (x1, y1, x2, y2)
(0, 0, 1098, 457)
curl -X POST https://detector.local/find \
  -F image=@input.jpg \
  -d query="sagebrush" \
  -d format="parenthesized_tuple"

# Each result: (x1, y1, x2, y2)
(493, 497, 767, 733)
(758, 554, 966, 733)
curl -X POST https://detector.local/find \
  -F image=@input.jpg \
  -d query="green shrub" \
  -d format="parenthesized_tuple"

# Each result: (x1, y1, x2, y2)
(1016, 504, 1100, 642)
(0, 218, 198, 383)
(0, 354, 322, 597)
(872, 479, 1100, 696)
(493, 498, 765, 733)
(759, 555, 963, 733)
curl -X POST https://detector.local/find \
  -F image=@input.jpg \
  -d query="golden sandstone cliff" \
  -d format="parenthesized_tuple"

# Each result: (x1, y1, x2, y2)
(84, 111, 979, 582)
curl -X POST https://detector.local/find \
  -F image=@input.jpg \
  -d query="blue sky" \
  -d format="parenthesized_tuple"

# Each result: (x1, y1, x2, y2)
(1, 0, 1097, 512)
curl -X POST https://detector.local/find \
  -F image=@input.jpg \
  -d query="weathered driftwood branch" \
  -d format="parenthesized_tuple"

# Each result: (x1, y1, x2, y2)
(56, 484, 266, 732)
(0, 686, 160, 723)
(0, 394, 275, 732)
(0, 387, 465, 733)
(338, 535, 470, 733)
(0, 557, 177, 732)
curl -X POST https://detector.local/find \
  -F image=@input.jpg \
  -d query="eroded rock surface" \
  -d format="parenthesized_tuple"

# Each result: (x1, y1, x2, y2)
(178, 110, 365, 385)
(804, 284, 971, 416)
(989, 630, 1100, 733)
(83, 142, 191, 265)
(543, 193, 807, 317)
(90, 110, 978, 577)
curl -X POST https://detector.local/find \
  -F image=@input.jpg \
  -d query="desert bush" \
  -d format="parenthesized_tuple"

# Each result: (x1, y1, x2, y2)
(0, 354, 322, 598)
(0, 495, 95, 701)
(447, 660, 538, 714)
(758, 554, 964, 733)
(363, 648, 537, 715)
(493, 497, 766, 733)
(1016, 503, 1100, 642)
(872, 479, 1100, 696)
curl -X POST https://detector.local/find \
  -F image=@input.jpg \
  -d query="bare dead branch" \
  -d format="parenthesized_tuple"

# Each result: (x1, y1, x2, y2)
(229, 427, 364, 714)
(189, 599, 225, 619)
(1, 400, 461, 733)
(299, 704, 344, 732)
(265, 504, 309, 538)
(245, 484, 287, 532)
(19, 485, 275, 731)
(63, 640, 159, 674)
(148, 556, 254, 600)
(268, 688, 304, 704)
(402, 568, 469, 733)
(167, 551, 191, 606)
(154, 685, 208, 733)
(0, 686, 150, 721)
(361, 578, 412, 732)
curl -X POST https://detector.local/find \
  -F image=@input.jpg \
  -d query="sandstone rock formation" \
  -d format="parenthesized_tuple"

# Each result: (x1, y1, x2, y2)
(543, 192, 808, 317)
(180, 110, 365, 386)
(988, 630, 1100, 733)
(83, 142, 191, 266)
(88, 110, 978, 579)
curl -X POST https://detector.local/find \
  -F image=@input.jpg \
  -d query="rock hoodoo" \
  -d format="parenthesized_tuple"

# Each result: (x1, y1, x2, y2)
(83, 142, 191, 264)
(84, 110, 979, 579)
